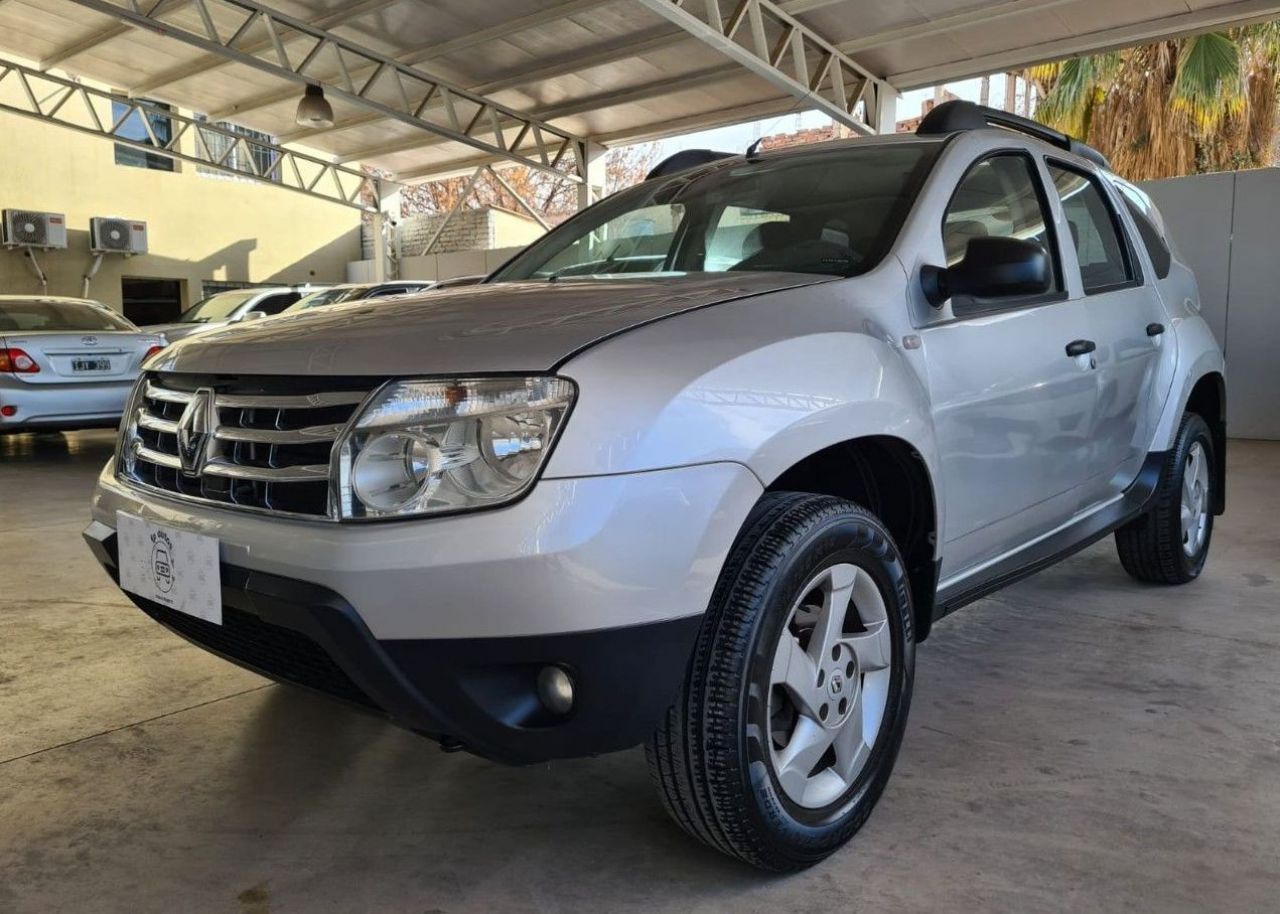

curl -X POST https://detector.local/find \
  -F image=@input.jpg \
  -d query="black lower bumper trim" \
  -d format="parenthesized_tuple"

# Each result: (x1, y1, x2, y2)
(86, 530, 701, 764)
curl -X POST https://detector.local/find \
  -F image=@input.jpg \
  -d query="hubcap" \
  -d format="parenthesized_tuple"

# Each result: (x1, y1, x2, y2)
(767, 562, 892, 809)
(1181, 441, 1210, 557)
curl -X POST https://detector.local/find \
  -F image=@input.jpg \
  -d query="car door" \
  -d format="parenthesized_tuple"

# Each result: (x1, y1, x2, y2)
(919, 151, 1100, 578)
(1044, 161, 1172, 502)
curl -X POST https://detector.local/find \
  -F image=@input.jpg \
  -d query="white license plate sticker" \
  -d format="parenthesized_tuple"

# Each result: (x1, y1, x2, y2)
(116, 511, 222, 625)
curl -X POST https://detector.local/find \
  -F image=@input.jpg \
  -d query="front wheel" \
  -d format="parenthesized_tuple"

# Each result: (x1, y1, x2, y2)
(1115, 412, 1215, 584)
(646, 492, 915, 871)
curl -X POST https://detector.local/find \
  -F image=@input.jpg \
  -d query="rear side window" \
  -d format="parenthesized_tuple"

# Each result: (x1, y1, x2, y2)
(1114, 182, 1172, 278)
(1047, 164, 1135, 294)
(255, 293, 299, 315)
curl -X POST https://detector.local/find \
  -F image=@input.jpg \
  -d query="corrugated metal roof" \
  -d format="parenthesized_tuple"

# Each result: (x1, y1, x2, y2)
(0, 0, 1276, 185)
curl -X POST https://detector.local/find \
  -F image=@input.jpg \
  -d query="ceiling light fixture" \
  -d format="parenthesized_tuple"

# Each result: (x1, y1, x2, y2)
(295, 84, 334, 129)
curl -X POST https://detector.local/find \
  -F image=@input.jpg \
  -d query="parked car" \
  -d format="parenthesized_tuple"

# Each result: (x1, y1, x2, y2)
(145, 285, 323, 343)
(281, 281, 437, 313)
(86, 101, 1225, 871)
(0, 296, 163, 433)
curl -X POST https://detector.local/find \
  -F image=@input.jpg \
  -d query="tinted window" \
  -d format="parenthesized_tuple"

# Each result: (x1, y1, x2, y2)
(0, 300, 136, 332)
(1047, 164, 1134, 293)
(1114, 182, 1172, 279)
(943, 154, 1057, 287)
(494, 142, 941, 281)
(255, 293, 299, 315)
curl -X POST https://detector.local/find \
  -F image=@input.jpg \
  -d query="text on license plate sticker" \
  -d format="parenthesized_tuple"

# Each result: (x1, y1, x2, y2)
(116, 511, 222, 624)
(72, 358, 111, 372)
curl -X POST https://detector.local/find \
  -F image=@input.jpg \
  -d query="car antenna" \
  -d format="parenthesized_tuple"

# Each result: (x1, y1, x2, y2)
(745, 138, 764, 160)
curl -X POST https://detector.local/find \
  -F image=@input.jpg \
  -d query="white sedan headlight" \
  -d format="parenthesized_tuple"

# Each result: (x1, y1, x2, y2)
(336, 376, 576, 520)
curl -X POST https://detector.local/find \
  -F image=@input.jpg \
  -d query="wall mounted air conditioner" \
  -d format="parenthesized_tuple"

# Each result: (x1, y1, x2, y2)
(90, 216, 148, 255)
(2, 209, 68, 249)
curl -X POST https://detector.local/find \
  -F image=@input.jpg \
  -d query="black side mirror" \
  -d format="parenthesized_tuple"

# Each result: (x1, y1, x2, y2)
(922, 236, 1050, 307)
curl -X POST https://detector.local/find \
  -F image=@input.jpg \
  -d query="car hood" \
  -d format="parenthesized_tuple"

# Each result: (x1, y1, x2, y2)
(155, 274, 834, 377)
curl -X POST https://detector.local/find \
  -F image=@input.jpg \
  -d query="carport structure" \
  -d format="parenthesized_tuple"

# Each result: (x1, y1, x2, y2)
(0, 0, 1277, 271)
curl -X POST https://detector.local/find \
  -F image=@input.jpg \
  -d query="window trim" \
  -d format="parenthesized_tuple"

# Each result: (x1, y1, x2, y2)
(1043, 157, 1144, 295)
(938, 148, 1068, 319)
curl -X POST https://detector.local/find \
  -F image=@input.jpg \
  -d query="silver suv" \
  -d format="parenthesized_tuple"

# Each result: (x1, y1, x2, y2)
(85, 102, 1225, 871)
(146, 285, 317, 343)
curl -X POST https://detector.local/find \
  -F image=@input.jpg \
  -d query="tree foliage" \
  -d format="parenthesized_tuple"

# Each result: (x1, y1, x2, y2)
(401, 143, 660, 220)
(1026, 24, 1280, 180)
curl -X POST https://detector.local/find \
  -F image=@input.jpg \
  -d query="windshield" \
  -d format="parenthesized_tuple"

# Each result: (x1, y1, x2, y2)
(493, 141, 940, 282)
(179, 290, 258, 323)
(283, 286, 368, 313)
(0, 300, 137, 332)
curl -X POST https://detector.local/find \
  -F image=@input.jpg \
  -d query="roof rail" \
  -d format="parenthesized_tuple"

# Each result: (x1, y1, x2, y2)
(646, 149, 736, 180)
(916, 100, 1110, 170)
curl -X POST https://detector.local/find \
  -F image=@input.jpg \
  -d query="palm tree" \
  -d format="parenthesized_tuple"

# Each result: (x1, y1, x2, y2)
(1023, 23, 1280, 180)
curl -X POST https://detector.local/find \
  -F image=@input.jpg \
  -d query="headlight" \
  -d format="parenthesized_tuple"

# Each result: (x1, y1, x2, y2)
(336, 376, 576, 519)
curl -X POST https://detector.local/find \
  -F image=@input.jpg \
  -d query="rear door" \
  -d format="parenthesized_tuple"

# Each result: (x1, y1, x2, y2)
(1044, 161, 1172, 502)
(921, 151, 1100, 577)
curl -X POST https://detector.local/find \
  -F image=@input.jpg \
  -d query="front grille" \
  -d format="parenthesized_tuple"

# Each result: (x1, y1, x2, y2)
(143, 601, 380, 711)
(121, 373, 373, 518)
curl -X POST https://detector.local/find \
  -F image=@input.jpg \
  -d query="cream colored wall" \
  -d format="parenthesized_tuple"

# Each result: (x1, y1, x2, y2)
(0, 89, 362, 313)
(491, 209, 547, 249)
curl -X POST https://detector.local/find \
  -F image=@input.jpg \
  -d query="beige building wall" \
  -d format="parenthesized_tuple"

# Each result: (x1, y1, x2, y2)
(0, 79, 362, 315)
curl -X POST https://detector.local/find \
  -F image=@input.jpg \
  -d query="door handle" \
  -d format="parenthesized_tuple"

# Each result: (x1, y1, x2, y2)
(1065, 339, 1096, 357)
(1146, 322, 1165, 336)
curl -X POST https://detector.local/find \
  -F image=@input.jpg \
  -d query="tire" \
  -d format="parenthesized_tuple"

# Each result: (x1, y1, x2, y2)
(646, 492, 915, 871)
(1115, 412, 1215, 584)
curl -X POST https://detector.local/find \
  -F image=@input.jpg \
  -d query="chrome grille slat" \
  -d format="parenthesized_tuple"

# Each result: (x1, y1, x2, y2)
(203, 460, 330, 483)
(214, 423, 345, 444)
(135, 444, 181, 470)
(215, 391, 367, 409)
(123, 374, 373, 519)
(137, 412, 178, 434)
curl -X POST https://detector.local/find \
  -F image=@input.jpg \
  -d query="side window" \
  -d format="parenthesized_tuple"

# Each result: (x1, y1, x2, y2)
(255, 293, 298, 315)
(1114, 182, 1172, 279)
(1046, 164, 1135, 293)
(943, 154, 1057, 280)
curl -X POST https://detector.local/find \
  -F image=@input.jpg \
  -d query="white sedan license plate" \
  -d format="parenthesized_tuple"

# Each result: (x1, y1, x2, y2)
(116, 511, 222, 625)
(72, 357, 111, 372)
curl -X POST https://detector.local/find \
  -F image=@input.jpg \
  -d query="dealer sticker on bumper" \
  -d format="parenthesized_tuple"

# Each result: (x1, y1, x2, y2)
(116, 511, 222, 625)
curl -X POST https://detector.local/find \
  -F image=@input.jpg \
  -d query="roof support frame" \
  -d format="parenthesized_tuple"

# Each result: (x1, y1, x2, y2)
(633, 0, 891, 135)
(60, 0, 589, 183)
(0, 55, 380, 211)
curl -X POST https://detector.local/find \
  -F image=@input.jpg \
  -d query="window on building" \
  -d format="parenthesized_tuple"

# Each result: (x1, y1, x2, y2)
(195, 117, 281, 182)
(121, 278, 184, 325)
(112, 99, 176, 172)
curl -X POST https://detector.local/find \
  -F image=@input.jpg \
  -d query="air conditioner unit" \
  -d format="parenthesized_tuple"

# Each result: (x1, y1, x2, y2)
(90, 216, 148, 255)
(2, 209, 67, 249)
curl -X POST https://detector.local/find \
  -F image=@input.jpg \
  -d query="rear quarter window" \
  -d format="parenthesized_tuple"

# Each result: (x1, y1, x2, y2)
(1114, 181, 1172, 279)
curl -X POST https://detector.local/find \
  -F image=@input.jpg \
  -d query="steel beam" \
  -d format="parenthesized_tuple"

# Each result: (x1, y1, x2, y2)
(128, 0, 404, 97)
(332, 64, 739, 166)
(209, 0, 616, 123)
(633, 0, 888, 135)
(0, 56, 379, 212)
(61, 0, 588, 182)
(890, 0, 1280, 89)
(41, 0, 184, 69)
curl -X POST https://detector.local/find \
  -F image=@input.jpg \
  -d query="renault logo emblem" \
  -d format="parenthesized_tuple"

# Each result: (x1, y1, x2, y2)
(176, 388, 217, 477)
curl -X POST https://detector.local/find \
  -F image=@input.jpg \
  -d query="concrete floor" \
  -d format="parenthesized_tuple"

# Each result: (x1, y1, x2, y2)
(1, 431, 1277, 913)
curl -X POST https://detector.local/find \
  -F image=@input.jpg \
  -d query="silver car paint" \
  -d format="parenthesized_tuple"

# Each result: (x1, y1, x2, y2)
(0, 320, 162, 431)
(90, 460, 762, 638)
(91, 128, 1224, 637)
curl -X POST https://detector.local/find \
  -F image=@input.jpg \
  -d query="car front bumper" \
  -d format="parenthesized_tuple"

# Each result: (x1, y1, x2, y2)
(0, 376, 134, 431)
(85, 461, 763, 763)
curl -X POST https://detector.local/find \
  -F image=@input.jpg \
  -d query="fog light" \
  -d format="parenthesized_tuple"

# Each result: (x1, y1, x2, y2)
(537, 665, 574, 715)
